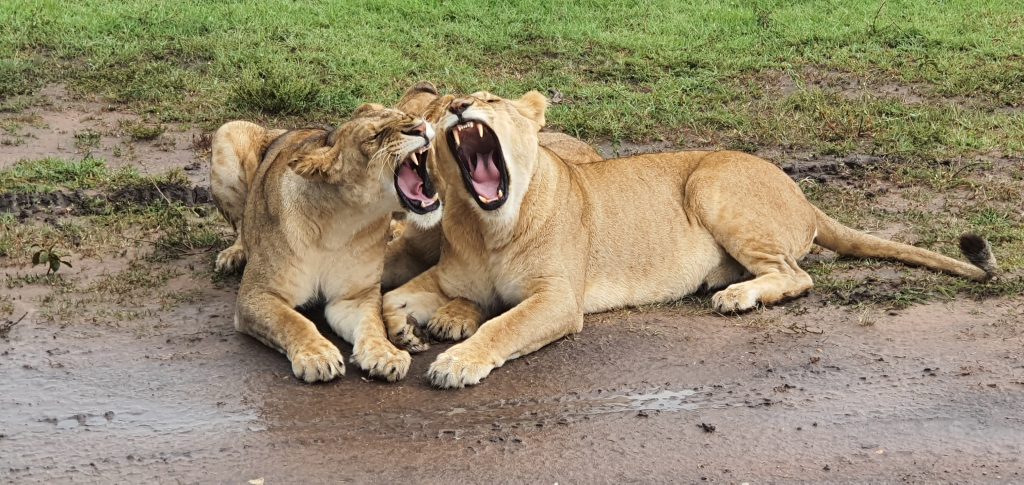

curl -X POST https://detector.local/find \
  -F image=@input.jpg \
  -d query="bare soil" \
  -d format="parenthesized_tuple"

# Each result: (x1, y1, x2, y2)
(2, 95, 1023, 483)
(2, 272, 1022, 483)
(1, 85, 209, 184)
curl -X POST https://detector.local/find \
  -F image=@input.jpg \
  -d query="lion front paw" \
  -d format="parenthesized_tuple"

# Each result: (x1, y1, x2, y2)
(215, 243, 246, 273)
(386, 314, 430, 353)
(351, 338, 411, 382)
(290, 338, 345, 383)
(427, 345, 496, 389)
(711, 283, 760, 313)
(425, 303, 481, 342)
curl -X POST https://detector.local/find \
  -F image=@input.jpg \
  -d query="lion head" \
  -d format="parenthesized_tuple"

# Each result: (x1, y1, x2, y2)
(392, 82, 457, 228)
(286, 104, 440, 212)
(434, 90, 547, 217)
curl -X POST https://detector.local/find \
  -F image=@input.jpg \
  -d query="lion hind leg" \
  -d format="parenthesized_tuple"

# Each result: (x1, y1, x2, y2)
(711, 251, 813, 313)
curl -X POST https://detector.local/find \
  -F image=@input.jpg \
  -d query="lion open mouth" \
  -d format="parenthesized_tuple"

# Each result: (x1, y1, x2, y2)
(394, 146, 440, 214)
(446, 120, 509, 211)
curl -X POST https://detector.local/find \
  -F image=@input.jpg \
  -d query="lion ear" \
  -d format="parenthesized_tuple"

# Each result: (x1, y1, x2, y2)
(403, 80, 438, 97)
(514, 91, 547, 127)
(353, 103, 385, 117)
(289, 130, 346, 182)
(289, 146, 340, 181)
(397, 81, 439, 115)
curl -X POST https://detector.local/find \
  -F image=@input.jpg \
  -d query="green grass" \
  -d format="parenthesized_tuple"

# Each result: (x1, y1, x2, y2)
(0, 0, 1021, 158)
(1, 1, 1021, 312)
(119, 120, 165, 141)
(0, 158, 230, 261)
(0, 157, 146, 194)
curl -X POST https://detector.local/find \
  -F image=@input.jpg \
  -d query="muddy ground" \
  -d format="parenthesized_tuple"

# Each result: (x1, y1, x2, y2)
(2, 92, 1023, 483)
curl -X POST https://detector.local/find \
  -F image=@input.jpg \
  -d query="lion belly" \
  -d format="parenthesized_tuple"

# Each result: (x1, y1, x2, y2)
(580, 225, 728, 313)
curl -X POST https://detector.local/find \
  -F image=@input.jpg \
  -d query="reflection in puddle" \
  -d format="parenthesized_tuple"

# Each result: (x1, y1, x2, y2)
(432, 387, 711, 427)
(591, 389, 700, 414)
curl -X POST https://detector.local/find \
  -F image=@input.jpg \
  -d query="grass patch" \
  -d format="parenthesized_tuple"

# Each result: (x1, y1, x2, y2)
(0, 0, 1019, 157)
(89, 260, 180, 304)
(73, 129, 101, 150)
(0, 157, 140, 194)
(120, 119, 165, 141)
(0, 58, 40, 98)
(230, 66, 322, 116)
(0, 294, 13, 317)
(0, 158, 230, 262)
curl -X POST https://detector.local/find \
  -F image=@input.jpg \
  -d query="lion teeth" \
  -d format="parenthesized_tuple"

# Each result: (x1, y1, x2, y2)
(410, 153, 419, 166)
(477, 123, 484, 138)
(477, 192, 502, 204)
(421, 194, 438, 206)
(453, 130, 461, 146)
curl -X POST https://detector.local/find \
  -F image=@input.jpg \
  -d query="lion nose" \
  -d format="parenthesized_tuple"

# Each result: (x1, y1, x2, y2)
(403, 122, 428, 137)
(448, 98, 472, 117)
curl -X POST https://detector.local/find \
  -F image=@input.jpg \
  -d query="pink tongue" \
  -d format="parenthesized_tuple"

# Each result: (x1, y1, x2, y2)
(470, 152, 501, 199)
(397, 163, 430, 202)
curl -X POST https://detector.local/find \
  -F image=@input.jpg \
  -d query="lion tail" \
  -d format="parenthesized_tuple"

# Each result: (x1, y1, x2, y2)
(812, 206, 997, 282)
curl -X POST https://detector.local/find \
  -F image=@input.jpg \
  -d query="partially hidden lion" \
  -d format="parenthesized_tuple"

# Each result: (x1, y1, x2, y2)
(382, 90, 999, 389)
(382, 82, 603, 292)
(210, 104, 439, 382)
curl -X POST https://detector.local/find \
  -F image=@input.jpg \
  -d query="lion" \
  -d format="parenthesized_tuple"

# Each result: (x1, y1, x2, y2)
(381, 90, 998, 388)
(382, 82, 603, 292)
(210, 104, 439, 382)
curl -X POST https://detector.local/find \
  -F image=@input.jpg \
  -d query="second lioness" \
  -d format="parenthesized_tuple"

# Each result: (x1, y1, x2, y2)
(211, 105, 438, 382)
(383, 91, 998, 389)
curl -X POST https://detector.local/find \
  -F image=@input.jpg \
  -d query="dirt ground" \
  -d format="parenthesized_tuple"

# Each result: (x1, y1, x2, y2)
(2, 93, 1023, 483)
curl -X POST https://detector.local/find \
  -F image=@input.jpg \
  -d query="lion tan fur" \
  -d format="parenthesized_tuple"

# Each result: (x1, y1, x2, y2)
(382, 90, 998, 388)
(210, 105, 433, 383)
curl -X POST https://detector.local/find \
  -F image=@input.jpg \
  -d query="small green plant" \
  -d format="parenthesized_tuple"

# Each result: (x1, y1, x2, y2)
(74, 129, 102, 150)
(121, 120, 165, 141)
(32, 246, 73, 274)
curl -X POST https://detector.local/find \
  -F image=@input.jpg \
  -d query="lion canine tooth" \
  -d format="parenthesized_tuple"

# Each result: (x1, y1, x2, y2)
(421, 194, 438, 206)
(497, 189, 503, 198)
(477, 194, 488, 204)
(477, 123, 484, 138)
(453, 130, 461, 146)
(410, 152, 419, 166)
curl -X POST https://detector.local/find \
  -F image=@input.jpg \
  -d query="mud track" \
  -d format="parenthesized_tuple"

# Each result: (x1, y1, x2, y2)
(2, 281, 1022, 482)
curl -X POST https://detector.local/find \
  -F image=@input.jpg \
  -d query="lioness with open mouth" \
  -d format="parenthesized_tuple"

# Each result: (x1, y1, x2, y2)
(210, 104, 438, 382)
(382, 82, 603, 293)
(382, 90, 998, 389)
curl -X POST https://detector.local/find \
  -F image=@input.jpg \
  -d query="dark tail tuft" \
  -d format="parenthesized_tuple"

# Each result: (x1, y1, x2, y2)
(959, 233, 998, 280)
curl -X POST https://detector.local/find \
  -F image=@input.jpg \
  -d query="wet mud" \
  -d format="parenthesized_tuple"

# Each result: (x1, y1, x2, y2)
(2, 264, 1022, 482)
